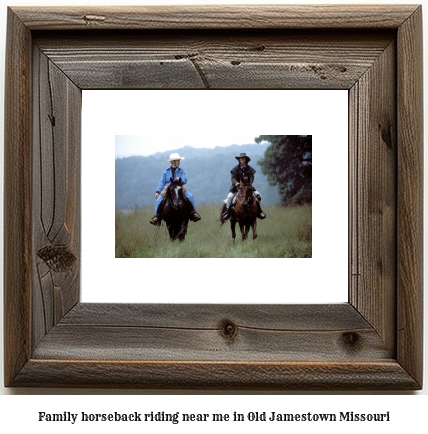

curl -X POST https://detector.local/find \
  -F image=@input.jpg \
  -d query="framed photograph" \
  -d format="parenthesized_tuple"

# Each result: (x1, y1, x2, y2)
(4, 5, 423, 389)
(83, 90, 348, 305)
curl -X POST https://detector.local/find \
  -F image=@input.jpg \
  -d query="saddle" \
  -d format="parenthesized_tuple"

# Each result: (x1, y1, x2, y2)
(223, 192, 257, 207)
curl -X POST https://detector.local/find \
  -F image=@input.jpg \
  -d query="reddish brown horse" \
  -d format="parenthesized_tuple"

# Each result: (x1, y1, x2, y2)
(221, 180, 258, 241)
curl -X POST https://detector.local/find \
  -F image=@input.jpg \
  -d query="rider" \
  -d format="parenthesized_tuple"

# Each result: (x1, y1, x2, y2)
(221, 152, 266, 221)
(150, 152, 201, 226)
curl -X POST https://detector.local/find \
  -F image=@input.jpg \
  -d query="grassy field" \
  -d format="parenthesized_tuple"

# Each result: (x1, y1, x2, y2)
(115, 204, 311, 258)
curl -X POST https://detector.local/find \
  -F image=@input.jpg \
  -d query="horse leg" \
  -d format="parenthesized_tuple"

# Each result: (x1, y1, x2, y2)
(230, 220, 236, 240)
(177, 221, 188, 241)
(166, 220, 178, 241)
(240, 221, 247, 241)
(167, 224, 175, 240)
(252, 219, 258, 240)
(245, 222, 251, 241)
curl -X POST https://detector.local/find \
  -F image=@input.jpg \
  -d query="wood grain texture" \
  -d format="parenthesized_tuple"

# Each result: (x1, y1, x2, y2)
(34, 31, 393, 90)
(349, 39, 396, 351)
(60, 303, 370, 329)
(3, 5, 423, 390)
(12, 361, 419, 390)
(32, 304, 391, 362)
(32, 46, 81, 348)
(396, 6, 424, 387)
(11, 5, 420, 30)
(3, 8, 32, 388)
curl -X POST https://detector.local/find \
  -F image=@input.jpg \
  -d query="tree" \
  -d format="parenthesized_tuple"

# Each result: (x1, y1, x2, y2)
(256, 135, 312, 206)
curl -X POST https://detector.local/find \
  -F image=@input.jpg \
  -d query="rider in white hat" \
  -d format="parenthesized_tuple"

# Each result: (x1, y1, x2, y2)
(150, 152, 201, 226)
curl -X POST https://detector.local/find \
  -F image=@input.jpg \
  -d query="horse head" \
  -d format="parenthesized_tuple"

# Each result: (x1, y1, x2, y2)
(238, 180, 255, 209)
(168, 177, 184, 209)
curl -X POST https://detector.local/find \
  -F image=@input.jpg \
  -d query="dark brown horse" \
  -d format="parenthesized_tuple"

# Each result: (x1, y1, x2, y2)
(161, 178, 189, 241)
(221, 180, 258, 241)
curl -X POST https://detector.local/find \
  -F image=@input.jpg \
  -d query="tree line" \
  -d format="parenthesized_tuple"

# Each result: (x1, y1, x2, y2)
(115, 143, 281, 209)
(115, 136, 312, 210)
(256, 135, 312, 206)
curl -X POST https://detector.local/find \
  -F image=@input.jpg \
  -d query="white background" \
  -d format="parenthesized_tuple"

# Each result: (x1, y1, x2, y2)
(82, 89, 348, 304)
(0, 0, 426, 429)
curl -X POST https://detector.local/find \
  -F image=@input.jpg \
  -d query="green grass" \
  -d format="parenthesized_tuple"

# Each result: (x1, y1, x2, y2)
(115, 204, 312, 258)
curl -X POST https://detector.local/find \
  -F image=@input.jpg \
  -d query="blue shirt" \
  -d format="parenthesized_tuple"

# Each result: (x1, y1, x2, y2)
(156, 166, 188, 194)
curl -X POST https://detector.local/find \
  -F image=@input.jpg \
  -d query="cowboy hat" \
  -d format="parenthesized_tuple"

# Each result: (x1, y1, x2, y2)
(235, 152, 251, 162)
(166, 152, 185, 162)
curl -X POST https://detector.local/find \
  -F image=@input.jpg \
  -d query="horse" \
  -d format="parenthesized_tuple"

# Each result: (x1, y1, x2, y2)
(161, 177, 189, 241)
(221, 180, 258, 241)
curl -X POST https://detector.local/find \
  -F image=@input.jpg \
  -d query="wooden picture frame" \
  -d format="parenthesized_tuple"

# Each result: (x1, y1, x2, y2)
(4, 5, 423, 390)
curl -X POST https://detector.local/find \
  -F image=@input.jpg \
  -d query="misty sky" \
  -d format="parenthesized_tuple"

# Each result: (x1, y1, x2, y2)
(115, 134, 265, 158)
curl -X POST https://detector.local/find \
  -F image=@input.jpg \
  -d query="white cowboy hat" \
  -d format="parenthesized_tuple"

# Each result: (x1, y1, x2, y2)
(166, 152, 185, 162)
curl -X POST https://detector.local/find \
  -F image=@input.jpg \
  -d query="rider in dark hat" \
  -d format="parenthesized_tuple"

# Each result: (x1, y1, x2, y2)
(221, 152, 266, 221)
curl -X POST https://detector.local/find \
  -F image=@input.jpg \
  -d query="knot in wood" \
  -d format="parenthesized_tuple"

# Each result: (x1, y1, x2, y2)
(341, 332, 361, 351)
(37, 245, 76, 272)
(378, 122, 393, 149)
(219, 320, 238, 340)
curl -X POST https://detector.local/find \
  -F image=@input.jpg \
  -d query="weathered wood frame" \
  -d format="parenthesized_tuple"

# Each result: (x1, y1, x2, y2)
(4, 5, 423, 390)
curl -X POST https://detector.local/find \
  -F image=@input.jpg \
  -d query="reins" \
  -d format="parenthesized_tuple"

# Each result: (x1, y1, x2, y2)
(236, 187, 254, 208)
